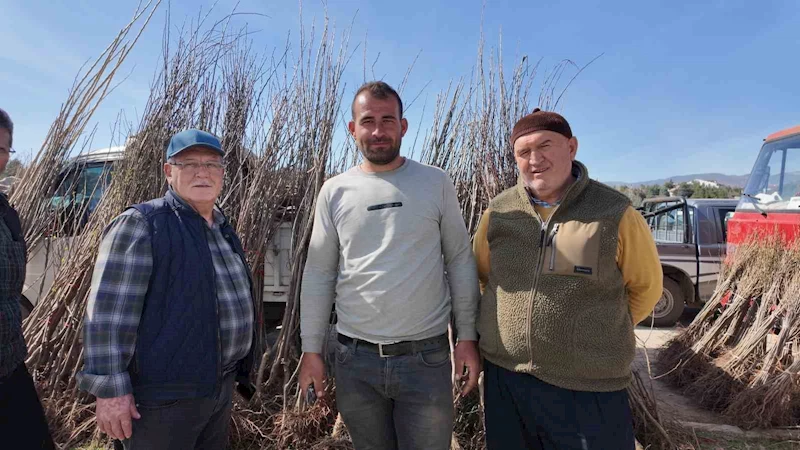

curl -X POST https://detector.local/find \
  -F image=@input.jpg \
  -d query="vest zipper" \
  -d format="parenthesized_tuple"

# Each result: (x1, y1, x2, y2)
(525, 183, 578, 367)
(525, 213, 548, 368)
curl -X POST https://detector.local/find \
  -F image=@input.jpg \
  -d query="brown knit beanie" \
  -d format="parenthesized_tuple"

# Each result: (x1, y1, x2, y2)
(510, 108, 572, 146)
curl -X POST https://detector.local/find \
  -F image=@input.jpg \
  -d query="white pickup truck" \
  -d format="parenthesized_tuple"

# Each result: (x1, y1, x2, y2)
(20, 145, 292, 329)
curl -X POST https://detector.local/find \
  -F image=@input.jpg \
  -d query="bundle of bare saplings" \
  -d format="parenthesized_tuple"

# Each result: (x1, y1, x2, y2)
(12, 4, 683, 449)
(658, 233, 800, 430)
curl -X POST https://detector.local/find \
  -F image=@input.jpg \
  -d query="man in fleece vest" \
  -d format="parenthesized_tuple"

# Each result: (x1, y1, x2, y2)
(299, 81, 481, 450)
(78, 129, 256, 449)
(473, 109, 662, 449)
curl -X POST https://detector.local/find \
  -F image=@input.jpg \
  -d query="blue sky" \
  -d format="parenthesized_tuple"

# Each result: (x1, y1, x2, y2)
(1, 0, 798, 183)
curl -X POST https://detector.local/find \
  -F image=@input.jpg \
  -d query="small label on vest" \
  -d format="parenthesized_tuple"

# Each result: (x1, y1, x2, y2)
(574, 266, 593, 275)
(367, 202, 403, 211)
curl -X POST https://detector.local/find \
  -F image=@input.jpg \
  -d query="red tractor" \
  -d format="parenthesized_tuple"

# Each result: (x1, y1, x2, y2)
(727, 125, 800, 247)
(722, 125, 800, 313)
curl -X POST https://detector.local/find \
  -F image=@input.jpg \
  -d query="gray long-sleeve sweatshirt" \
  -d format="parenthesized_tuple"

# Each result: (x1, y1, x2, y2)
(300, 159, 480, 353)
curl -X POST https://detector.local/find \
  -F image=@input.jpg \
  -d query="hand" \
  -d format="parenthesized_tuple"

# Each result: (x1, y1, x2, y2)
(96, 394, 140, 441)
(453, 340, 481, 396)
(299, 352, 327, 400)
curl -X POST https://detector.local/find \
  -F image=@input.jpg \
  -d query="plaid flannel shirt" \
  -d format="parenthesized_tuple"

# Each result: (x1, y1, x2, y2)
(77, 201, 254, 398)
(0, 194, 27, 379)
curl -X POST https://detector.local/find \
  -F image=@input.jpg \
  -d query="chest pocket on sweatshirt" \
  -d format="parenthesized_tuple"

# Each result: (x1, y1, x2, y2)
(542, 220, 601, 281)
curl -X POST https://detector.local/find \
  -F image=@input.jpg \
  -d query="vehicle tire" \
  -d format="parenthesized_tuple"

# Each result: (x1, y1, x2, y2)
(19, 295, 34, 321)
(263, 302, 286, 332)
(648, 277, 685, 327)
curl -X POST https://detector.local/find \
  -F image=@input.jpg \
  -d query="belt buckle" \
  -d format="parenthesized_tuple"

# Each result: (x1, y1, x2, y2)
(378, 343, 391, 358)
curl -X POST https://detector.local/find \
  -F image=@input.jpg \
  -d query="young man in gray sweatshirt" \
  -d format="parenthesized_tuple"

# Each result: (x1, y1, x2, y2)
(299, 81, 480, 450)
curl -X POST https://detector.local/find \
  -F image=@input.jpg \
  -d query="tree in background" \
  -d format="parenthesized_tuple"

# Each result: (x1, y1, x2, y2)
(3, 159, 23, 177)
(646, 184, 662, 198)
(674, 182, 695, 198)
(612, 180, 742, 205)
(616, 185, 649, 206)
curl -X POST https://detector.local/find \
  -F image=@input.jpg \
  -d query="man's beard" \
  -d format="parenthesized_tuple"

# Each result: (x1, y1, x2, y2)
(361, 139, 401, 165)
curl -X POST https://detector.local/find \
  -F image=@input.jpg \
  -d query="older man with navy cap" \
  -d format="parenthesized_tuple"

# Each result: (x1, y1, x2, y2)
(78, 129, 256, 450)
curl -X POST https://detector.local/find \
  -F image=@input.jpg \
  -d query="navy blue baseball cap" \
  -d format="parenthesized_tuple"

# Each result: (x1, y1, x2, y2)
(166, 129, 224, 159)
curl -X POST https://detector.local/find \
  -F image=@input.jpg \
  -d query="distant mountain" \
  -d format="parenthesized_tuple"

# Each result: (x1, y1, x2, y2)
(604, 171, 800, 190)
(604, 173, 750, 188)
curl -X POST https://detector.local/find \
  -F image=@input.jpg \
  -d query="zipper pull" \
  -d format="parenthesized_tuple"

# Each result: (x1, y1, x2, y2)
(547, 223, 561, 246)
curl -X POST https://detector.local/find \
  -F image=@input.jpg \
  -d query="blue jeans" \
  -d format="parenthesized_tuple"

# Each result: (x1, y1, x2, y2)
(333, 337, 454, 450)
(483, 360, 635, 450)
(120, 371, 235, 450)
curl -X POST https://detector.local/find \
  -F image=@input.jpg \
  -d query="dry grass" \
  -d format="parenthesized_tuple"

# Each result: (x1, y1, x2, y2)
(691, 434, 800, 450)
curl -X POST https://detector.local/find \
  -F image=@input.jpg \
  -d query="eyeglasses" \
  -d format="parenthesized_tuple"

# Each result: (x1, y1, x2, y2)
(0, 148, 15, 156)
(169, 161, 224, 173)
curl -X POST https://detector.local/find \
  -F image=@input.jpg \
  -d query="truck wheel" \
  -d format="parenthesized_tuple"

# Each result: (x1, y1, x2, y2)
(263, 303, 286, 332)
(648, 277, 685, 327)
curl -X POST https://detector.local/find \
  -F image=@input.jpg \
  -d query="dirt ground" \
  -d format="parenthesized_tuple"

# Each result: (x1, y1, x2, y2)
(633, 319, 728, 426)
